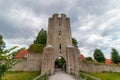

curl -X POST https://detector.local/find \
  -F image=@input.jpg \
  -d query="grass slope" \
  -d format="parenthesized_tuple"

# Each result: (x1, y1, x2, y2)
(2, 71, 39, 80)
(89, 72, 120, 80)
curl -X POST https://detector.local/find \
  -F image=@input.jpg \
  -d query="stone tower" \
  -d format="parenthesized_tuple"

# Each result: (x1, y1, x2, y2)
(41, 13, 80, 75)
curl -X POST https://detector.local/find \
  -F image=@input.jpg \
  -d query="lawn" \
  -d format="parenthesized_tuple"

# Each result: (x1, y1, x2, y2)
(88, 72, 120, 80)
(2, 71, 39, 80)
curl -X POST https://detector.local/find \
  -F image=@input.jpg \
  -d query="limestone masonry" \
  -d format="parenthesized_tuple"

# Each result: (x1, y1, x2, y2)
(41, 13, 80, 74)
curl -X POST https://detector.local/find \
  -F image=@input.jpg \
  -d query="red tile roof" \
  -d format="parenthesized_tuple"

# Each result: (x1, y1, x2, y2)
(15, 50, 29, 59)
(105, 59, 112, 65)
(80, 54, 85, 60)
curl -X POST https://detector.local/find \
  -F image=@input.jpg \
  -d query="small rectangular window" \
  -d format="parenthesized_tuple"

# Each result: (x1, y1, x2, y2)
(59, 23, 61, 26)
(59, 31, 61, 36)
(59, 44, 61, 49)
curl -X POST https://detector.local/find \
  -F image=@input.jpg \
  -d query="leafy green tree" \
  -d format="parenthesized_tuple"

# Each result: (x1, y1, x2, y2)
(93, 49, 105, 63)
(111, 48, 120, 64)
(72, 38, 78, 47)
(34, 28, 47, 44)
(0, 35, 4, 60)
(29, 29, 47, 53)
(86, 57, 93, 62)
(0, 34, 19, 79)
(0, 35, 5, 54)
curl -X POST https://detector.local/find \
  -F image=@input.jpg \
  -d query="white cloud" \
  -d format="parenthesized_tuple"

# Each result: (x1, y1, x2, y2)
(0, 0, 120, 59)
(10, 7, 48, 29)
(73, 3, 120, 59)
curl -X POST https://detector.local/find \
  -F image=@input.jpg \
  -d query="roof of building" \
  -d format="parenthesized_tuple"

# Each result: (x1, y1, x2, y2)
(80, 54, 85, 60)
(105, 59, 112, 65)
(15, 50, 29, 59)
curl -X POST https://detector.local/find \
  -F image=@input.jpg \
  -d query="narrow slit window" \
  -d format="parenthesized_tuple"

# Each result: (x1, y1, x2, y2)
(59, 44, 61, 49)
(59, 23, 61, 26)
(59, 31, 61, 36)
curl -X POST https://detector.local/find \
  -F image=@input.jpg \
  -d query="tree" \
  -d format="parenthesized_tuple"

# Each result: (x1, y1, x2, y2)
(93, 49, 105, 63)
(0, 34, 19, 79)
(86, 57, 93, 62)
(111, 48, 120, 64)
(34, 28, 47, 44)
(0, 35, 5, 54)
(0, 35, 5, 60)
(72, 38, 78, 47)
(29, 29, 47, 53)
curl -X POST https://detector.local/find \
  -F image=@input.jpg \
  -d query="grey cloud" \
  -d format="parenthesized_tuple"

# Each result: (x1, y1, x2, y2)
(0, 14, 35, 39)
(0, 0, 120, 58)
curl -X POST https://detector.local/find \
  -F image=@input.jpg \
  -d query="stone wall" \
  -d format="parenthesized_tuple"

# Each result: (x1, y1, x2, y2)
(11, 53, 42, 71)
(11, 53, 120, 73)
(79, 61, 120, 72)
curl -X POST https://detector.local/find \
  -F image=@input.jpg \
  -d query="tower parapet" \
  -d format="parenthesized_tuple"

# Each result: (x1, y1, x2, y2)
(52, 13, 59, 19)
(51, 13, 67, 19)
(61, 14, 67, 18)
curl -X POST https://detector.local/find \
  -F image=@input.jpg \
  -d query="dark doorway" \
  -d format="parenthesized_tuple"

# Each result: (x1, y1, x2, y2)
(55, 57, 66, 72)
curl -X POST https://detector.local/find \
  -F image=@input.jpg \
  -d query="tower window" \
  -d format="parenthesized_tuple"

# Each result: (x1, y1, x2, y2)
(59, 23, 61, 26)
(59, 44, 61, 49)
(59, 31, 61, 36)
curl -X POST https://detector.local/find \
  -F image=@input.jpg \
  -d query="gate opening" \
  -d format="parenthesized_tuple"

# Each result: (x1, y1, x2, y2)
(54, 56, 66, 72)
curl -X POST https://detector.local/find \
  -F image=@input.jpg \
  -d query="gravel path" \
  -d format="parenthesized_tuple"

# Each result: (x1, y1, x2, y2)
(49, 71, 76, 80)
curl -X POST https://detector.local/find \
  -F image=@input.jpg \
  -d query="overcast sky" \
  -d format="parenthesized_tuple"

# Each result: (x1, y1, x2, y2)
(0, 0, 120, 58)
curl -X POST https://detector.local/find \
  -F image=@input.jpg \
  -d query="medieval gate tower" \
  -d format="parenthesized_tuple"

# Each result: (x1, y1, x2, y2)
(41, 13, 80, 75)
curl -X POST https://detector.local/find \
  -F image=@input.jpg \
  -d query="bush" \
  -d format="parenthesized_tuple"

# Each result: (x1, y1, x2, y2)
(29, 44, 46, 53)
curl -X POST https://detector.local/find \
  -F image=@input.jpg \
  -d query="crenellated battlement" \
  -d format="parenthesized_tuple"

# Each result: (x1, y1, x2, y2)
(61, 13, 67, 18)
(51, 13, 68, 19)
(52, 13, 59, 18)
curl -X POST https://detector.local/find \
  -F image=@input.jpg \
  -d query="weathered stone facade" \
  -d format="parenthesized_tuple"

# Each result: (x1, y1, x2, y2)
(11, 53, 42, 71)
(41, 13, 80, 75)
(79, 61, 120, 72)
(11, 53, 120, 73)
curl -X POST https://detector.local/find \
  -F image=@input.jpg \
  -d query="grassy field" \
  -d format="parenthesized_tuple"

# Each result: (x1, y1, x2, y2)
(88, 72, 120, 80)
(2, 71, 39, 80)
(2, 71, 120, 80)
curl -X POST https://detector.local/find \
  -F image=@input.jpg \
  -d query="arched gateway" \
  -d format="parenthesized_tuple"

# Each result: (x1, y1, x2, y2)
(54, 56, 66, 72)
(41, 13, 80, 75)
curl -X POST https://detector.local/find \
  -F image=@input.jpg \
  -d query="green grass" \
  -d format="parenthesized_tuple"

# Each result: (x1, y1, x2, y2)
(88, 72, 120, 80)
(2, 71, 39, 80)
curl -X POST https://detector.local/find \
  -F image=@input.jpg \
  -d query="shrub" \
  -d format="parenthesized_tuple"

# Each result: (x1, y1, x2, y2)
(29, 44, 46, 53)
